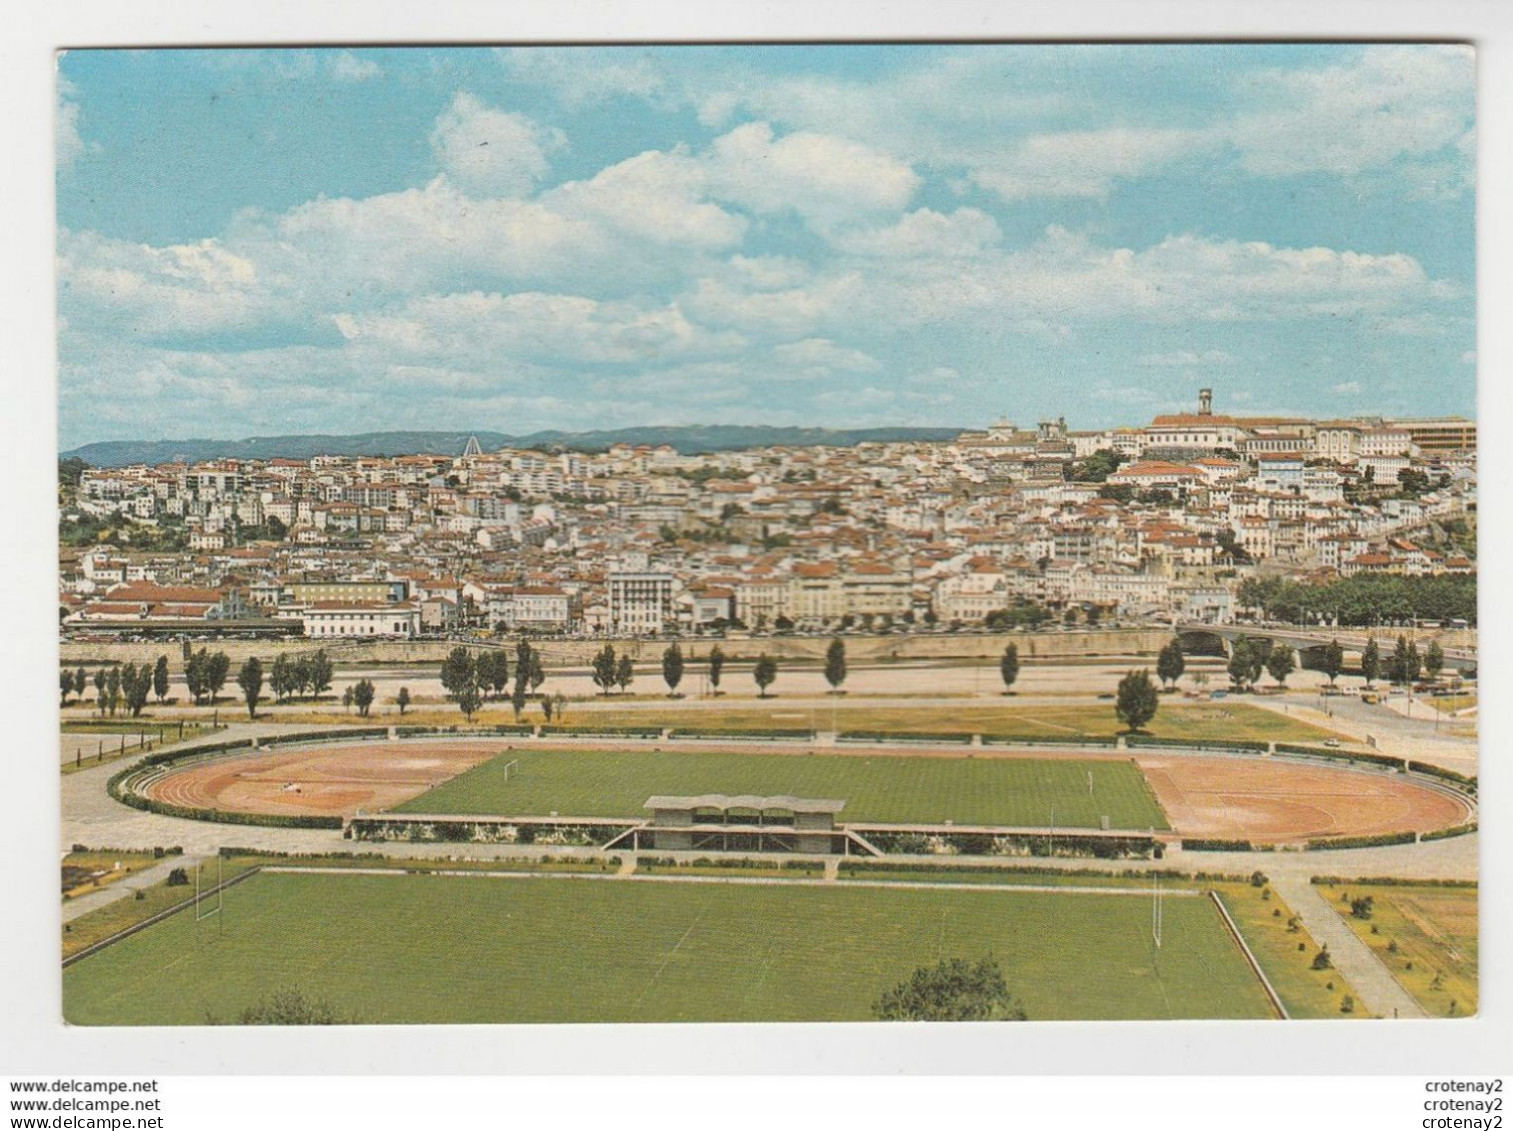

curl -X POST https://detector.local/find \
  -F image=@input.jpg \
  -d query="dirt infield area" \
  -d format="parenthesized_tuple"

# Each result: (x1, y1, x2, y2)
(144, 741, 507, 817)
(1137, 756, 1471, 843)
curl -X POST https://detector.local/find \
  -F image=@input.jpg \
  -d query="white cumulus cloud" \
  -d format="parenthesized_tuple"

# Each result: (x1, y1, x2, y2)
(429, 92, 562, 198)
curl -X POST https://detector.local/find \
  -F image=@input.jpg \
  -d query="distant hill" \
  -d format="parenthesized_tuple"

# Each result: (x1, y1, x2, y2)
(61, 425, 966, 467)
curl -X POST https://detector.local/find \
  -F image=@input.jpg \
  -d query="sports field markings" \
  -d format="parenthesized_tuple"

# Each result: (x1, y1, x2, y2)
(633, 915, 704, 1011)
(1012, 715, 1084, 735)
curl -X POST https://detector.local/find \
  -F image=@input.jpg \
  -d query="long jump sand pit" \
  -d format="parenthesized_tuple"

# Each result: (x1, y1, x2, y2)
(1138, 755, 1470, 843)
(144, 740, 512, 817)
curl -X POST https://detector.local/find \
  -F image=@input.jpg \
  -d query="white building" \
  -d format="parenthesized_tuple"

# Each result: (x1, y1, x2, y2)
(302, 601, 420, 638)
(608, 572, 676, 635)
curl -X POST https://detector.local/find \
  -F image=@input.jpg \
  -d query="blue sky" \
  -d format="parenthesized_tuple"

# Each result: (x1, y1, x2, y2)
(56, 44, 1476, 448)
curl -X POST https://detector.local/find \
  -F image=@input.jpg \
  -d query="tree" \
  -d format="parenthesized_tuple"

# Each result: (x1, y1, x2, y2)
(342, 686, 355, 714)
(662, 643, 685, 697)
(753, 653, 778, 697)
(591, 644, 618, 696)
(1389, 635, 1412, 686)
(123, 663, 151, 718)
(457, 681, 482, 722)
(825, 638, 848, 694)
(93, 668, 107, 714)
(1115, 669, 1159, 734)
(308, 650, 334, 698)
(539, 693, 554, 722)
(206, 651, 230, 706)
(270, 654, 292, 703)
(396, 686, 411, 716)
(528, 649, 546, 693)
(1266, 645, 1296, 689)
(615, 654, 635, 694)
(439, 647, 481, 720)
(104, 666, 121, 717)
(440, 646, 476, 699)
(477, 650, 509, 701)
(1322, 639, 1345, 687)
(1246, 638, 1272, 688)
(708, 645, 725, 696)
(184, 650, 207, 705)
(873, 956, 1026, 1022)
(1405, 639, 1423, 684)
(1227, 640, 1254, 691)
(1361, 637, 1381, 687)
(1071, 448, 1125, 483)
(352, 678, 375, 718)
(237, 657, 264, 720)
(74, 666, 87, 701)
(999, 643, 1020, 694)
(1156, 638, 1185, 689)
(1425, 640, 1444, 681)
(152, 656, 170, 703)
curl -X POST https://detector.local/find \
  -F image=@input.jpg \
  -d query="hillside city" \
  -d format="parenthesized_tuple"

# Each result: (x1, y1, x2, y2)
(58, 391, 1477, 641)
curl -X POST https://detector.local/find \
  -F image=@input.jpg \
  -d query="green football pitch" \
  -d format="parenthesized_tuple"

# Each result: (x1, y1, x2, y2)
(63, 871, 1274, 1024)
(391, 748, 1169, 829)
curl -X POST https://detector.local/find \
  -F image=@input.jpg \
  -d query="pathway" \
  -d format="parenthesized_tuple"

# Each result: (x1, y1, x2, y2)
(62, 854, 204, 923)
(1271, 874, 1426, 1019)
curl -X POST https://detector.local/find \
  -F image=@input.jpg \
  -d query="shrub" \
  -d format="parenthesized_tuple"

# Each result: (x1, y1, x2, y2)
(1305, 831, 1417, 851)
(1250, 870, 1268, 887)
(166, 867, 189, 886)
(1312, 948, 1333, 970)
(1341, 995, 1355, 1014)
(1421, 822, 1478, 842)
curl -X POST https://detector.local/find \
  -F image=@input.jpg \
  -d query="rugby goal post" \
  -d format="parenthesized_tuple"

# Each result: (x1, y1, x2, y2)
(501, 758, 521, 782)
(195, 855, 224, 931)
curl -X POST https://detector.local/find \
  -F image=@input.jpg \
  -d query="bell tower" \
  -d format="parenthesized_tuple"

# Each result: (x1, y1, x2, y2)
(1198, 388, 1212, 416)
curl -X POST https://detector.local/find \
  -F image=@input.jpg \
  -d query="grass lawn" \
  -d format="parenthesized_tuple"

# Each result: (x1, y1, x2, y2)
(62, 851, 162, 900)
(561, 701, 1343, 744)
(63, 870, 1276, 1024)
(239, 701, 1345, 745)
(391, 748, 1169, 829)
(1210, 881, 1370, 1020)
(1317, 882, 1477, 1018)
(62, 859, 260, 961)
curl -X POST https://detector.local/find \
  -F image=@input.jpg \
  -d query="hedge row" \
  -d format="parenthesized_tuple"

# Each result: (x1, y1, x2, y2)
(1310, 875, 1478, 889)
(981, 734, 1121, 747)
(395, 724, 532, 736)
(670, 728, 813, 740)
(837, 730, 973, 744)
(839, 859, 1190, 881)
(266, 727, 387, 746)
(674, 857, 823, 871)
(1305, 830, 1418, 851)
(348, 818, 624, 846)
(1273, 743, 1405, 770)
(1407, 761, 1478, 791)
(1126, 736, 1271, 753)
(1181, 838, 1256, 852)
(1419, 821, 1478, 842)
(538, 725, 663, 738)
(864, 830, 1156, 860)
